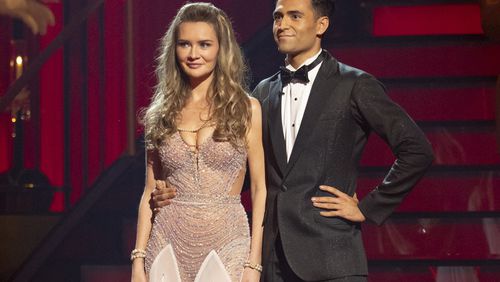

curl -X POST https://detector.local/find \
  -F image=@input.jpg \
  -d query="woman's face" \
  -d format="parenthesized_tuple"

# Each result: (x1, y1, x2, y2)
(176, 21, 220, 86)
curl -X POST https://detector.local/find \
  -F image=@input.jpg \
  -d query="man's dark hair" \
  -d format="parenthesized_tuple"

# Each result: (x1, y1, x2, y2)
(312, 0, 335, 18)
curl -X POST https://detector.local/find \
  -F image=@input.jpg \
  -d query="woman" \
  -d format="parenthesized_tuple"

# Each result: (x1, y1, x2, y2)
(131, 3, 266, 282)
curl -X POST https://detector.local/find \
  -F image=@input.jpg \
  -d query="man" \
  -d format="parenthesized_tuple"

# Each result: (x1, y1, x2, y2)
(152, 0, 434, 281)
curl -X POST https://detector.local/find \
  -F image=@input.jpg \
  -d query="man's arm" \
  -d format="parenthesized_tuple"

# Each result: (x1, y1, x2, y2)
(352, 75, 434, 225)
(312, 75, 433, 225)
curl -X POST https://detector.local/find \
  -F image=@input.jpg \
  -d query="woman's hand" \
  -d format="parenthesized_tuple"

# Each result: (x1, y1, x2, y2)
(241, 267, 261, 282)
(131, 260, 147, 282)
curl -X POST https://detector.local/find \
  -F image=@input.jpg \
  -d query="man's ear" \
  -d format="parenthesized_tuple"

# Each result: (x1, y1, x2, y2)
(316, 16, 329, 36)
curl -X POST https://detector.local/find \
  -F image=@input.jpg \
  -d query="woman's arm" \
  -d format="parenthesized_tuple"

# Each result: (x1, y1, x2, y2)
(131, 149, 160, 281)
(243, 97, 267, 280)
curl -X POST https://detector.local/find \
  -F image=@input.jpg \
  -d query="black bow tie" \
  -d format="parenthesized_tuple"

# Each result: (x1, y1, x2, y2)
(280, 65, 309, 85)
(279, 50, 326, 86)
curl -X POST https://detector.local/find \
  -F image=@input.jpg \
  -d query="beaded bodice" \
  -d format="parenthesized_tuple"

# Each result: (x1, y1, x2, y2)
(159, 131, 247, 200)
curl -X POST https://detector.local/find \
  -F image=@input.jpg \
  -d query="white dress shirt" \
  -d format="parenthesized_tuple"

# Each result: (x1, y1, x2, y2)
(281, 49, 323, 161)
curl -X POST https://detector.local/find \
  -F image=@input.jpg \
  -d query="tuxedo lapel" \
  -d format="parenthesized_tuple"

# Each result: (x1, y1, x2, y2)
(284, 56, 340, 178)
(268, 78, 287, 175)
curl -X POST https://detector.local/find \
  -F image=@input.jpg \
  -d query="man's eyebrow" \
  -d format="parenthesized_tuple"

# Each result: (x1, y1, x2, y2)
(273, 9, 304, 17)
(287, 10, 304, 16)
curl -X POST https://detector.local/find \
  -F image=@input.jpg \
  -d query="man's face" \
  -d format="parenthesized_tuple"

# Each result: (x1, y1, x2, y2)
(272, 0, 322, 58)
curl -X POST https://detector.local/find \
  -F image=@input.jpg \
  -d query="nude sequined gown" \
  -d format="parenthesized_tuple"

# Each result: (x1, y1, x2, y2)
(145, 132, 250, 282)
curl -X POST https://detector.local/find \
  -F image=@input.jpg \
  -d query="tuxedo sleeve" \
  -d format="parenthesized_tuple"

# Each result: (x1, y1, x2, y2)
(352, 75, 434, 225)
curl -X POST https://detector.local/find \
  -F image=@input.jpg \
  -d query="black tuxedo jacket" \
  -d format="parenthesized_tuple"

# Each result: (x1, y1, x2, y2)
(252, 52, 434, 280)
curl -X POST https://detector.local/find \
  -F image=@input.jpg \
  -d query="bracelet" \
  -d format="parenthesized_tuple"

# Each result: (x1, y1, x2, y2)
(243, 261, 263, 273)
(130, 249, 147, 261)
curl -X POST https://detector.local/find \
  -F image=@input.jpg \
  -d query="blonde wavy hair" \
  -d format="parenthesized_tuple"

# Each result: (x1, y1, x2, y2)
(142, 2, 251, 149)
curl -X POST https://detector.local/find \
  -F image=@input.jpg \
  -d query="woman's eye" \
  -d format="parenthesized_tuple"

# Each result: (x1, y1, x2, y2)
(200, 42, 211, 48)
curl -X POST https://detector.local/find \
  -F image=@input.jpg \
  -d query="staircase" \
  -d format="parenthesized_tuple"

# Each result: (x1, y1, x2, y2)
(8, 151, 143, 281)
(335, 2, 500, 281)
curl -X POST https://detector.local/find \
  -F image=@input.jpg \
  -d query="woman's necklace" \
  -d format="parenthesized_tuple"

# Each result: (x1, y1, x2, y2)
(177, 119, 211, 171)
(177, 119, 210, 134)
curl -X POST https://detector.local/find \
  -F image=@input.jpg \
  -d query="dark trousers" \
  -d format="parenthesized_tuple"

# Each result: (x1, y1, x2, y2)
(262, 234, 367, 282)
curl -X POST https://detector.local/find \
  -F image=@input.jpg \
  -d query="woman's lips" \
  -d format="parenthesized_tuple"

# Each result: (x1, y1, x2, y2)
(186, 63, 202, 68)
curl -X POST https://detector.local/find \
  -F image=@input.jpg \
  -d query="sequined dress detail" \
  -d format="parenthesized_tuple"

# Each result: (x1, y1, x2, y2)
(145, 131, 250, 282)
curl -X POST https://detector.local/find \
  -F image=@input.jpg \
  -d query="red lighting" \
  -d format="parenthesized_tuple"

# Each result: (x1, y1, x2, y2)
(373, 4, 483, 36)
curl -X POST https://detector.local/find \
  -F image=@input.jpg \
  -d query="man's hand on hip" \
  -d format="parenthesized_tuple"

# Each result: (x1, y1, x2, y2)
(311, 185, 366, 222)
